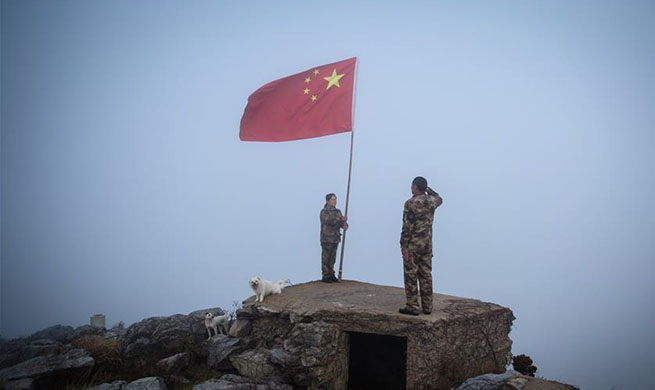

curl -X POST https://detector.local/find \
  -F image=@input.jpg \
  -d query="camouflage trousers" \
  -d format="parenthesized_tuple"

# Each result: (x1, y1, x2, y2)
(403, 251, 433, 313)
(321, 243, 339, 278)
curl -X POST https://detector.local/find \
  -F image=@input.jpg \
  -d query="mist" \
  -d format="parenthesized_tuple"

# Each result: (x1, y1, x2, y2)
(1, 1, 654, 389)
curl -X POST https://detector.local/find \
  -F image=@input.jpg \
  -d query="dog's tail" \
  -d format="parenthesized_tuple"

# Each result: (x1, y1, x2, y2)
(277, 279, 292, 290)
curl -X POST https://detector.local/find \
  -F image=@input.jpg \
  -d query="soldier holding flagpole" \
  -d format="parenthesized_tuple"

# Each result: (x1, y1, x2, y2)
(319, 193, 349, 283)
(240, 57, 358, 280)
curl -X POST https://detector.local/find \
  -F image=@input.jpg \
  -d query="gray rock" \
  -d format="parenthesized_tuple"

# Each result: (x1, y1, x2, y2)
(29, 325, 75, 343)
(72, 325, 106, 339)
(120, 307, 224, 362)
(192, 375, 291, 390)
(3, 378, 34, 390)
(0, 348, 94, 382)
(156, 352, 191, 375)
(229, 349, 280, 380)
(168, 375, 191, 385)
(227, 320, 251, 338)
(205, 335, 245, 370)
(268, 348, 294, 367)
(192, 378, 249, 390)
(456, 370, 521, 390)
(0, 338, 73, 370)
(503, 376, 530, 390)
(104, 324, 127, 340)
(83, 380, 128, 390)
(124, 376, 167, 390)
(0, 343, 24, 370)
(102, 330, 124, 341)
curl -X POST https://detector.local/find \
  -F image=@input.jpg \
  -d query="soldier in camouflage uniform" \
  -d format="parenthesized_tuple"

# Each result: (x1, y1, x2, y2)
(399, 176, 443, 315)
(320, 193, 348, 283)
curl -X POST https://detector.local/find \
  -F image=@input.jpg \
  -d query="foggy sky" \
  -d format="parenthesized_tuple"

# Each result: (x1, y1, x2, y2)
(1, 1, 654, 389)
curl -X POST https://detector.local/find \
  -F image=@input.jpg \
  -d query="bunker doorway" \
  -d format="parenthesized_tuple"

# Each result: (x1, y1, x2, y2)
(347, 332, 407, 390)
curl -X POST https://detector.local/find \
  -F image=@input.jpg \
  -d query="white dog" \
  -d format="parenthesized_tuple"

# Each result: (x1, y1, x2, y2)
(204, 312, 229, 339)
(249, 276, 288, 302)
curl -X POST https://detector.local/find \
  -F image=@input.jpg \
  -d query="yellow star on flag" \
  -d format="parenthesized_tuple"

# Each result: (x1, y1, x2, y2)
(303, 88, 310, 94)
(311, 95, 317, 102)
(323, 69, 345, 90)
(305, 77, 311, 83)
(313, 69, 320, 75)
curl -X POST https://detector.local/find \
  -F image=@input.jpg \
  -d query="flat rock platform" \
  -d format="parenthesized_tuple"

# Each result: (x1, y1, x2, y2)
(235, 280, 515, 390)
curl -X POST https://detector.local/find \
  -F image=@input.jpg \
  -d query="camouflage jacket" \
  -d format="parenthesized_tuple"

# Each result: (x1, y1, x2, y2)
(320, 205, 346, 243)
(400, 188, 443, 254)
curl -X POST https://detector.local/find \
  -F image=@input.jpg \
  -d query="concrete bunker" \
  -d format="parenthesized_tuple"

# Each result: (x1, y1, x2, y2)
(235, 280, 514, 390)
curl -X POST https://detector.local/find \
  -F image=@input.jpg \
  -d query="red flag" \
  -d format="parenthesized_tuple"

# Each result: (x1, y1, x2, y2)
(240, 57, 357, 142)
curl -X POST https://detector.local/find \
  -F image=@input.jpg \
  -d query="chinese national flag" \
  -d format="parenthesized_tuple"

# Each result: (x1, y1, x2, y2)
(240, 57, 357, 142)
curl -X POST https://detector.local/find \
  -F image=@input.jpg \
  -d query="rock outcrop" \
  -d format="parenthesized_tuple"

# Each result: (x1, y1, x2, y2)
(83, 380, 128, 390)
(192, 374, 291, 390)
(123, 376, 167, 390)
(455, 370, 580, 390)
(0, 281, 583, 390)
(0, 348, 94, 382)
(156, 352, 192, 375)
(204, 335, 249, 370)
(119, 307, 224, 364)
(83, 377, 167, 390)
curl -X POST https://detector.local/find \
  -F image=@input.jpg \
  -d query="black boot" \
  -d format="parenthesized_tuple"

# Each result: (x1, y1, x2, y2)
(330, 275, 339, 282)
(322, 276, 334, 283)
(398, 306, 419, 316)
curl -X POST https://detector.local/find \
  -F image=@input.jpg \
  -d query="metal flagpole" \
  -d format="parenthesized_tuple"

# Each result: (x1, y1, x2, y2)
(338, 58, 358, 281)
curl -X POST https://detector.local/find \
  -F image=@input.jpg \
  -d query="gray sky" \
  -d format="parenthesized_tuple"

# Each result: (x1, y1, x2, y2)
(1, 1, 654, 389)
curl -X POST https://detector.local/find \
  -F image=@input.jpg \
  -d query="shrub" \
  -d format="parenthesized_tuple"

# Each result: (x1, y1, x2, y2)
(512, 354, 537, 376)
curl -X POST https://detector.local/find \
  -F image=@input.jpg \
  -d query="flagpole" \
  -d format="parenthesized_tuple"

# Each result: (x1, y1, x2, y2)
(338, 58, 358, 282)
(338, 130, 354, 281)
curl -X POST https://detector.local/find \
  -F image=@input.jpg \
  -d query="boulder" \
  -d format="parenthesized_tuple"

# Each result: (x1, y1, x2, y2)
(124, 376, 167, 390)
(83, 380, 128, 390)
(0, 339, 71, 369)
(156, 352, 191, 375)
(0, 348, 94, 382)
(506, 377, 579, 390)
(72, 325, 106, 339)
(102, 330, 125, 341)
(192, 375, 291, 390)
(456, 371, 521, 390)
(227, 320, 251, 338)
(29, 325, 75, 343)
(455, 371, 580, 390)
(120, 307, 224, 363)
(205, 335, 247, 370)
(103, 324, 128, 341)
(0, 339, 28, 369)
(3, 378, 34, 390)
(268, 348, 299, 369)
(229, 349, 280, 380)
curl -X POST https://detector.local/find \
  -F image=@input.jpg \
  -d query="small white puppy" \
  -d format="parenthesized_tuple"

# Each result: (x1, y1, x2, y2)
(249, 276, 288, 303)
(204, 312, 229, 339)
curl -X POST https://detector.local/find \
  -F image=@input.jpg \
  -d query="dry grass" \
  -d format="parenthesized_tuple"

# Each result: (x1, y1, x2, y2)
(71, 336, 122, 367)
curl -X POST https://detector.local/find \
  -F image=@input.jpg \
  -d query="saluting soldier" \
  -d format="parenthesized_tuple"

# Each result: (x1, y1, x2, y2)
(320, 193, 348, 283)
(399, 177, 443, 315)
